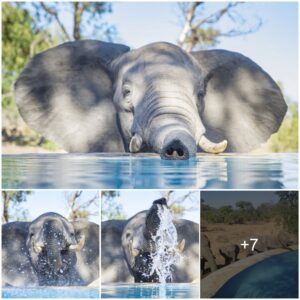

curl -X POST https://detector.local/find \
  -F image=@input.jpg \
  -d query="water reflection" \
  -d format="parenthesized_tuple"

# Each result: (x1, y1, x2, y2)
(2, 287, 99, 298)
(2, 153, 298, 189)
(101, 283, 199, 298)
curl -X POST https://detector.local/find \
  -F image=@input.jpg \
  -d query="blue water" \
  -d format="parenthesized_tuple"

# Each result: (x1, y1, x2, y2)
(2, 153, 298, 189)
(101, 283, 199, 298)
(213, 250, 299, 298)
(2, 287, 99, 298)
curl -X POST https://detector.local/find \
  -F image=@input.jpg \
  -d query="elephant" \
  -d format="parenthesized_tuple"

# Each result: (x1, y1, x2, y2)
(2, 212, 99, 287)
(219, 243, 240, 266)
(15, 40, 287, 160)
(201, 233, 217, 275)
(246, 231, 295, 255)
(123, 198, 186, 283)
(101, 199, 199, 283)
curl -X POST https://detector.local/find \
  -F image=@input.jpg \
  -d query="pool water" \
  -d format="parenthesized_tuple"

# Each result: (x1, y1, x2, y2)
(213, 250, 298, 298)
(101, 283, 199, 298)
(2, 287, 99, 298)
(2, 153, 297, 189)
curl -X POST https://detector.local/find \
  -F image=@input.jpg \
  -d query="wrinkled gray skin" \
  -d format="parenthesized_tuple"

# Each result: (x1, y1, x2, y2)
(15, 40, 287, 159)
(201, 233, 217, 275)
(101, 207, 199, 283)
(2, 212, 99, 287)
(219, 244, 239, 266)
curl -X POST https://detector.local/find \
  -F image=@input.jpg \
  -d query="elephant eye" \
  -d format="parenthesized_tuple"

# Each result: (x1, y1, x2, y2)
(122, 85, 131, 98)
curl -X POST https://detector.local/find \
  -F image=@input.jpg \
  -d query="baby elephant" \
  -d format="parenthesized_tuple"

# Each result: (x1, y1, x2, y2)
(2, 212, 99, 287)
(219, 244, 240, 266)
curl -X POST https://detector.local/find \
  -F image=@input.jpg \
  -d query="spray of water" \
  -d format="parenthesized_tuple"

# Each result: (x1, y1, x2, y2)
(148, 204, 183, 283)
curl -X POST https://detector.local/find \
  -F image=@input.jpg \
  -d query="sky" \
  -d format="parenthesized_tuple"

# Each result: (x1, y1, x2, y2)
(7, 191, 100, 224)
(201, 191, 280, 208)
(3, 190, 199, 224)
(110, 190, 200, 223)
(103, 2, 298, 101)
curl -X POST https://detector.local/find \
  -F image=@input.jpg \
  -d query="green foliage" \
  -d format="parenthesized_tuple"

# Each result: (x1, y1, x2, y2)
(2, 191, 32, 222)
(101, 191, 127, 221)
(2, 3, 53, 108)
(275, 191, 298, 234)
(269, 103, 298, 152)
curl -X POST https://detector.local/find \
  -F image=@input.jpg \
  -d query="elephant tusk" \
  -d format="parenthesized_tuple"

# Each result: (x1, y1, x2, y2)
(32, 239, 43, 254)
(198, 135, 227, 154)
(129, 133, 143, 153)
(129, 239, 140, 257)
(177, 239, 185, 253)
(69, 235, 85, 251)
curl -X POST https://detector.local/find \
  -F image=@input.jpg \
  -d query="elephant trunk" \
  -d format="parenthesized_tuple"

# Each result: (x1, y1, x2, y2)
(132, 86, 228, 158)
(161, 130, 197, 160)
(47, 239, 63, 275)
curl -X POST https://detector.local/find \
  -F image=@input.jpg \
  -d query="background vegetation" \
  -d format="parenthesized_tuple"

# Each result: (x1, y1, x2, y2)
(1, 190, 99, 223)
(2, 2, 298, 153)
(202, 191, 298, 235)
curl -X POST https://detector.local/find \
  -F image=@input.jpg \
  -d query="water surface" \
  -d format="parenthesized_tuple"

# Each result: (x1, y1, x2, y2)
(101, 283, 199, 298)
(214, 250, 298, 298)
(2, 287, 99, 298)
(2, 153, 297, 189)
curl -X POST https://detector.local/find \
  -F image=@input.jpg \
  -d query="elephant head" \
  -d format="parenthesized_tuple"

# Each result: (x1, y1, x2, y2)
(122, 198, 185, 282)
(201, 233, 217, 275)
(15, 40, 287, 159)
(26, 212, 85, 285)
(219, 244, 240, 266)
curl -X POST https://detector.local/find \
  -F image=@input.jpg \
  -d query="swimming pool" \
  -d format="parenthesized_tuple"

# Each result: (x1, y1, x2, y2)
(2, 153, 297, 189)
(213, 250, 298, 298)
(101, 283, 199, 298)
(2, 287, 99, 298)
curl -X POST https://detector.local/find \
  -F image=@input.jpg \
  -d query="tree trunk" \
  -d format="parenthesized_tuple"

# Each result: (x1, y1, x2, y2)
(73, 3, 82, 40)
(2, 191, 9, 223)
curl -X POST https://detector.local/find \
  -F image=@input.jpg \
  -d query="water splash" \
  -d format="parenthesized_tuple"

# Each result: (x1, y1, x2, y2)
(149, 204, 182, 283)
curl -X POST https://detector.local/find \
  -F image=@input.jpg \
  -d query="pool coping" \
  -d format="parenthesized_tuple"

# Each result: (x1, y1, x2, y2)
(201, 246, 298, 298)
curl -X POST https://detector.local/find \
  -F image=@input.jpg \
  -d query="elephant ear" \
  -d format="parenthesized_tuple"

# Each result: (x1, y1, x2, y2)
(15, 40, 130, 152)
(192, 50, 287, 152)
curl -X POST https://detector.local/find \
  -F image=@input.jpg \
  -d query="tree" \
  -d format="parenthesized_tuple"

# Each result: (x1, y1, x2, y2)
(2, 3, 53, 111)
(177, 2, 262, 51)
(162, 191, 199, 218)
(29, 2, 115, 42)
(2, 191, 32, 223)
(275, 191, 298, 234)
(268, 102, 298, 152)
(101, 191, 127, 221)
(65, 191, 99, 222)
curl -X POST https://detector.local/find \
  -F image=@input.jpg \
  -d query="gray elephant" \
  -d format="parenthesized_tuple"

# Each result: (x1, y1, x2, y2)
(101, 199, 199, 283)
(15, 40, 286, 159)
(2, 212, 99, 287)
(122, 198, 187, 283)
(201, 233, 217, 275)
(247, 231, 295, 255)
(219, 244, 240, 266)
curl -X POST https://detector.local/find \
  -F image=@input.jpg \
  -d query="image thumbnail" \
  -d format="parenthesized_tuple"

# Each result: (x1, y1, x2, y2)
(2, 2, 298, 190)
(101, 190, 200, 298)
(1, 190, 99, 298)
(201, 191, 298, 298)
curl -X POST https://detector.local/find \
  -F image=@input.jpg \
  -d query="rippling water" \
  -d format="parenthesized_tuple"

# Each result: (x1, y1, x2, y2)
(213, 250, 298, 298)
(2, 287, 99, 298)
(2, 153, 298, 189)
(101, 283, 199, 298)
